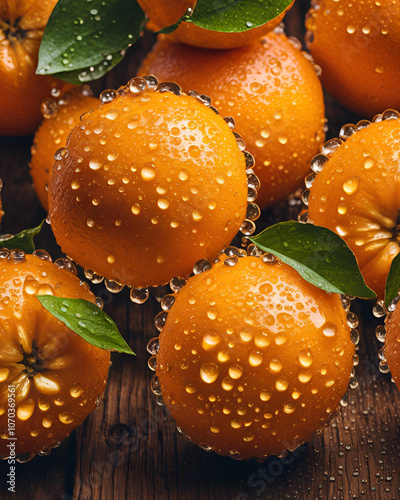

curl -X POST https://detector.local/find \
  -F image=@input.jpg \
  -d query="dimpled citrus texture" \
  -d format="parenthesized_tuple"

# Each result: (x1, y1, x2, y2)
(156, 256, 354, 459)
(0, 0, 61, 136)
(385, 304, 400, 391)
(306, 0, 400, 117)
(308, 119, 400, 299)
(30, 89, 100, 210)
(139, 31, 325, 209)
(49, 88, 247, 287)
(137, 0, 294, 49)
(0, 253, 110, 458)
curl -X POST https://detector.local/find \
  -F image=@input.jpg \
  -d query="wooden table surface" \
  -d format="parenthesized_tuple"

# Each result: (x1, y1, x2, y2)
(1, 2, 400, 499)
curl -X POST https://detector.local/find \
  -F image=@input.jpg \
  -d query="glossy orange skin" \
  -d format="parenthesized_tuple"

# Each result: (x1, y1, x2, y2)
(307, 0, 400, 117)
(385, 304, 400, 390)
(156, 256, 354, 459)
(308, 119, 400, 299)
(137, 0, 294, 49)
(139, 31, 325, 209)
(49, 87, 247, 287)
(0, 0, 61, 136)
(30, 89, 100, 210)
(0, 253, 110, 458)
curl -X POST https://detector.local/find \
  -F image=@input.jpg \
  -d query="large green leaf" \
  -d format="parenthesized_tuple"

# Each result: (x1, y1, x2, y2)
(251, 221, 375, 299)
(37, 0, 146, 84)
(37, 296, 134, 355)
(0, 221, 44, 253)
(385, 252, 400, 307)
(187, 0, 293, 32)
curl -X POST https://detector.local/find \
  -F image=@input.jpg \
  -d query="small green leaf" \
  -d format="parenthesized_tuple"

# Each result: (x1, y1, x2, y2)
(37, 0, 146, 83)
(385, 253, 400, 307)
(37, 296, 135, 355)
(0, 221, 44, 253)
(250, 221, 376, 299)
(187, 0, 293, 33)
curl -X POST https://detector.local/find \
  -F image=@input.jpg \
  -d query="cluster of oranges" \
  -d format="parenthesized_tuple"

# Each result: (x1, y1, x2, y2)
(1, 0, 400, 463)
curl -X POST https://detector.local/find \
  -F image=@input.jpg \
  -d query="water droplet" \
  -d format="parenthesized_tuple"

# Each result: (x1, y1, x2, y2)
(322, 322, 337, 337)
(221, 377, 234, 391)
(249, 351, 263, 367)
(298, 371, 312, 383)
(157, 198, 170, 210)
(59, 413, 74, 424)
(70, 383, 83, 398)
(202, 332, 221, 350)
(141, 164, 156, 181)
(131, 204, 141, 215)
(17, 400, 35, 421)
(128, 77, 148, 94)
(276, 378, 289, 391)
(299, 350, 314, 368)
(217, 351, 230, 363)
(89, 159, 103, 170)
(342, 177, 360, 195)
(269, 358, 282, 373)
(259, 389, 271, 401)
(229, 365, 243, 380)
(185, 384, 196, 394)
(284, 402, 296, 414)
(200, 363, 219, 384)
(100, 89, 117, 103)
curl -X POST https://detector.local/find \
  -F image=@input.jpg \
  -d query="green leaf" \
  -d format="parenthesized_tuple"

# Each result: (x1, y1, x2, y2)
(187, 0, 293, 33)
(0, 221, 44, 253)
(37, 296, 135, 355)
(250, 221, 376, 299)
(37, 0, 146, 84)
(385, 252, 400, 307)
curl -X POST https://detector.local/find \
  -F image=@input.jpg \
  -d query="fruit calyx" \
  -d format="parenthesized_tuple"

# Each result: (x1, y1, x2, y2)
(0, 18, 26, 44)
(20, 340, 46, 379)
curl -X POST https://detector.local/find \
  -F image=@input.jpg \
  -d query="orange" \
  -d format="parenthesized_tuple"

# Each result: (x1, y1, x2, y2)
(48, 78, 249, 288)
(0, 0, 62, 136)
(0, 250, 110, 460)
(307, 113, 400, 299)
(137, 0, 294, 49)
(152, 252, 355, 459)
(30, 86, 100, 211)
(306, 0, 400, 117)
(385, 301, 400, 389)
(139, 30, 326, 209)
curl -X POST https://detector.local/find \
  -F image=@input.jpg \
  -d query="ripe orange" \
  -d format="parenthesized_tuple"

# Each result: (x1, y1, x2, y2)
(30, 86, 100, 211)
(0, 250, 110, 460)
(0, 0, 62, 136)
(307, 113, 400, 299)
(139, 30, 326, 209)
(152, 252, 355, 459)
(48, 78, 249, 289)
(137, 0, 294, 49)
(306, 0, 400, 117)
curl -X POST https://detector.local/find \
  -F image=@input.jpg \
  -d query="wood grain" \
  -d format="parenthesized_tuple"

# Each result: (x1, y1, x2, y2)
(1, 2, 400, 499)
